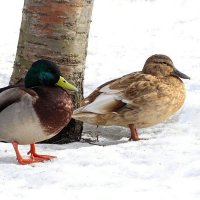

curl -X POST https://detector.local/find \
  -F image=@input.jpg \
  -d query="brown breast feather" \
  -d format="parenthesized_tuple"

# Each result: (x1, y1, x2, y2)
(33, 87, 73, 135)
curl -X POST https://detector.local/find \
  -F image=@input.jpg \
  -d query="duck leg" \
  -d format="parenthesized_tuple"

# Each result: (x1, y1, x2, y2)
(27, 144, 56, 161)
(12, 142, 43, 165)
(95, 125, 100, 142)
(128, 124, 140, 141)
(12, 142, 56, 165)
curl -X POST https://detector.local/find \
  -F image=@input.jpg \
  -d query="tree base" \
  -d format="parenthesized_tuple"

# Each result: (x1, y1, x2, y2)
(41, 119, 83, 144)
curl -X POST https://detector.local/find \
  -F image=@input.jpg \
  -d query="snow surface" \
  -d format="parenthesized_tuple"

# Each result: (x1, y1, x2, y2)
(0, 0, 200, 199)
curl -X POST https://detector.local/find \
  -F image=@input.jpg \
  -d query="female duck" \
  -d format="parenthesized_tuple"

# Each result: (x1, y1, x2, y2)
(73, 54, 190, 140)
(0, 60, 78, 164)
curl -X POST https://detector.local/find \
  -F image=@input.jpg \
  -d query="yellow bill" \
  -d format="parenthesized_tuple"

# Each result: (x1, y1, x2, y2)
(56, 76, 78, 92)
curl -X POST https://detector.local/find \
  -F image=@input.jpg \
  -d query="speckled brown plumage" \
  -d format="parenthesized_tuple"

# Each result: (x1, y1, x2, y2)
(73, 54, 190, 140)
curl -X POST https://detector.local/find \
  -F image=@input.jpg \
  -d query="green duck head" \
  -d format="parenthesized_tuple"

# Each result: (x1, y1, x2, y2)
(24, 59, 78, 91)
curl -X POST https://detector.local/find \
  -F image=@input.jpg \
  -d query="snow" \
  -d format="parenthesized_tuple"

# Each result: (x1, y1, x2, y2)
(0, 0, 200, 199)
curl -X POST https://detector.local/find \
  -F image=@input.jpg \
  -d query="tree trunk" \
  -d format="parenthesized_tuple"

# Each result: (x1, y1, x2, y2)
(10, 0, 94, 144)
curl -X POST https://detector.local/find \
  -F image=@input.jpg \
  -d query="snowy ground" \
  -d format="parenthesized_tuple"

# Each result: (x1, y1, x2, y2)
(0, 0, 200, 199)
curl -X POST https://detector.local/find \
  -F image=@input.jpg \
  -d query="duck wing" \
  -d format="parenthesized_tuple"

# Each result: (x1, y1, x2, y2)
(0, 84, 24, 93)
(81, 72, 140, 107)
(0, 87, 37, 113)
(74, 72, 169, 115)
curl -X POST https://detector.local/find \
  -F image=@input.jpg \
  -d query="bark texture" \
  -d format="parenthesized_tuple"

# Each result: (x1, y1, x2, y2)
(10, 0, 94, 143)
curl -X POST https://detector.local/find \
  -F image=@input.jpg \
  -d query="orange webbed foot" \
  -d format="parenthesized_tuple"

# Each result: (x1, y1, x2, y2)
(27, 144, 56, 161)
(12, 142, 56, 165)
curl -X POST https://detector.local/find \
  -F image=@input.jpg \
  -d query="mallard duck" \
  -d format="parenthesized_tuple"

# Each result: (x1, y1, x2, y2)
(73, 54, 190, 141)
(0, 59, 78, 164)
